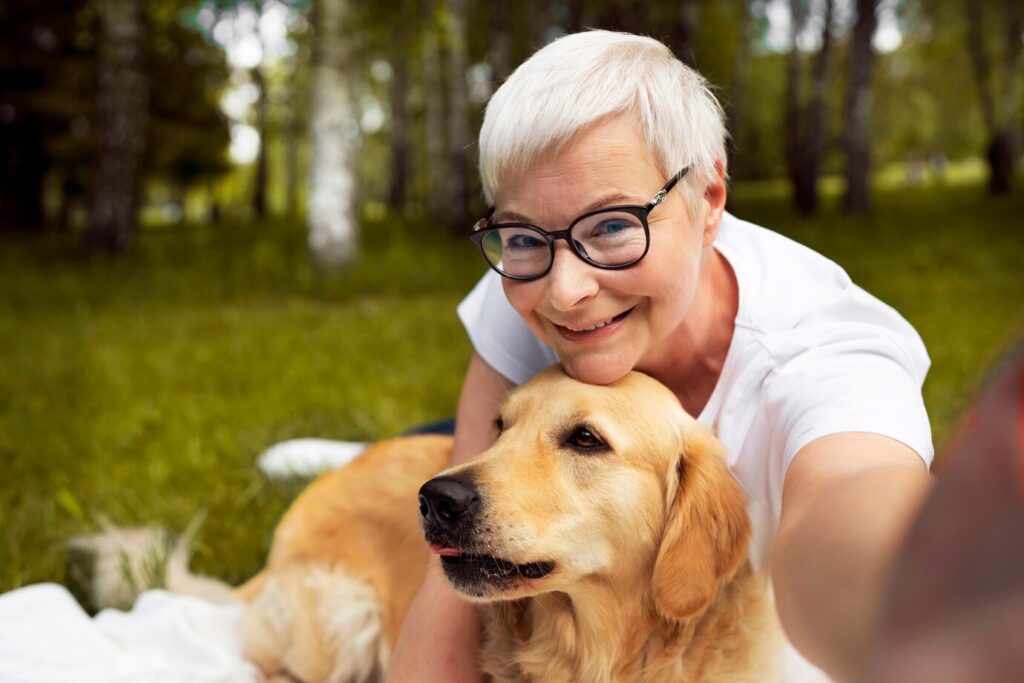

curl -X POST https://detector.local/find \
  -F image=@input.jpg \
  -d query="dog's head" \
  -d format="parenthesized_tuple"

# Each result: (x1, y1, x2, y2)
(419, 366, 750, 621)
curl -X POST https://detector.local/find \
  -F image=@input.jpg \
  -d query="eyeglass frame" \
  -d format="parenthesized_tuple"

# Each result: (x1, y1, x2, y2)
(469, 166, 691, 281)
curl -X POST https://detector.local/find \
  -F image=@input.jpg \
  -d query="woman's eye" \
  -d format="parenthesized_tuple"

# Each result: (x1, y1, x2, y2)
(595, 220, 628, 235)
(506, 234, 544, 250)
(565, 426, 607, 451)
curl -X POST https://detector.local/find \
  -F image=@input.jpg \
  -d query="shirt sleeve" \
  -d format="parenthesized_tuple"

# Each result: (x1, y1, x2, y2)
(456, 270, 559, 385)
(763, 285, 935, 478)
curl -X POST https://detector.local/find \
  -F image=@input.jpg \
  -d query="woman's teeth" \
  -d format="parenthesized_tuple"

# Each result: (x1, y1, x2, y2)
(566, 316, 616, 332)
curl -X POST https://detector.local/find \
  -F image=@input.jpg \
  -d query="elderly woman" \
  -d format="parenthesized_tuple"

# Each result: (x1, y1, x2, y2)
(390, 31, 932, 681)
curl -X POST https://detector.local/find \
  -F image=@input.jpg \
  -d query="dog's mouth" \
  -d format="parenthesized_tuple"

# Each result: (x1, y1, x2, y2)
(441, 553, 555, 580)
(430, 544, 555, 595)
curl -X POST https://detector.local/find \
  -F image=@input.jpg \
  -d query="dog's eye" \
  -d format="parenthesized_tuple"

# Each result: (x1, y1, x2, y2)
(494, 416, 504, 434)
(564, 426, 608, 452)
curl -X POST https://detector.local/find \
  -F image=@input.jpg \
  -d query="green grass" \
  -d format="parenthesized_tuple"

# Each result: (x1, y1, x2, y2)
(1, 176, 1022, 594)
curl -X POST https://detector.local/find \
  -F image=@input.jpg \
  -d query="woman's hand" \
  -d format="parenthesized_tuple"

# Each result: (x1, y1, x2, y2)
(859, 346, 1024, 682)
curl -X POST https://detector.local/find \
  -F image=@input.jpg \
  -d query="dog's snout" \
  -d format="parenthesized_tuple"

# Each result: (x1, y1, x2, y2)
(419, 476, 480, 529)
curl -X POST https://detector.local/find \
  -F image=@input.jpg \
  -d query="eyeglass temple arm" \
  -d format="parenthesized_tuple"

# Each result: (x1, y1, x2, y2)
(475, 166, 690, 230)
(473, 206, 496, 232)
(646, 166, 691, 210)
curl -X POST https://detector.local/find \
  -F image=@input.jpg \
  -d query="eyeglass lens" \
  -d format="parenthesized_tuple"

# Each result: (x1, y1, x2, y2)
(480, 209, 647, 278)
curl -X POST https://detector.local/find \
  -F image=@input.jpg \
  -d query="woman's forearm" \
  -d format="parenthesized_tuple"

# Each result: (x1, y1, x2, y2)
(388, 563, 481, 682)
(772, 458, 930, 679)
(388, 353, 511, 681)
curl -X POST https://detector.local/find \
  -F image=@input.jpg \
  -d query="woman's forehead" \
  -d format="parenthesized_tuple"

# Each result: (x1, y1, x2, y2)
(493, 121, 664, 223)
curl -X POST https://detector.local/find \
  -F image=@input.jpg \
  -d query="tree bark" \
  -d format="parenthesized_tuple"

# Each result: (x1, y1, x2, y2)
(965, 0, 1022, 194)
(0, 112, 46, 231)
(307, 0, 356, 268)
(673, 0, 702, 67)
(86, 0, 147, 252)
(786, 0, 833, 217)
(527, 0, 550, 51)
(387, 43, 411, 213)
(421, 0, 449, 222)
(445, 0, 471, 232)
(784, 0, 808, 211)
(283, 65, 301, 219)
(843, 0, 878, 213)
(726, 0, 756, 174)
(489, 0, 512, 84)
(252, 61, 269, 219)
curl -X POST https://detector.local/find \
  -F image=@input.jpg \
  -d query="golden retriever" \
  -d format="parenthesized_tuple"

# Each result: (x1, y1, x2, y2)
(238, 366, 780, 682)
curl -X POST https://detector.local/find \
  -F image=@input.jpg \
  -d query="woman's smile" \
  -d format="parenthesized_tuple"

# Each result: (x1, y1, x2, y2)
(551, 307, 635, 342)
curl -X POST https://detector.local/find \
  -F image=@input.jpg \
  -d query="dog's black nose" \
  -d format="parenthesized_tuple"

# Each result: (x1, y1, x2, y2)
(419, 475, 480, 529)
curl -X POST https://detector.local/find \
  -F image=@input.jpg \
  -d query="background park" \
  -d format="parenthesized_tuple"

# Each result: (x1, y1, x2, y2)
(0, 0, 1021, 597)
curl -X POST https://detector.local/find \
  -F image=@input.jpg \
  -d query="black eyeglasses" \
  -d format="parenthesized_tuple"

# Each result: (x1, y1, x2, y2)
(470, 167, 690, 281)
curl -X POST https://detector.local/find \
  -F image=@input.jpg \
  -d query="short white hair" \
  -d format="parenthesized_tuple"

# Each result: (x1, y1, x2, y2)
(479, 30, 727, 215)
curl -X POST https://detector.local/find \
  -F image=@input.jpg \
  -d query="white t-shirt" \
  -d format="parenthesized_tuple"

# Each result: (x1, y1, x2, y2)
(457, 211, 934, 570)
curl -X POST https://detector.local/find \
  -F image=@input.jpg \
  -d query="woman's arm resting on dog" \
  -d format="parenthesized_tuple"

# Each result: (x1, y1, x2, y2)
(771, 432, 931, 681)
(388, 353, 513, 683)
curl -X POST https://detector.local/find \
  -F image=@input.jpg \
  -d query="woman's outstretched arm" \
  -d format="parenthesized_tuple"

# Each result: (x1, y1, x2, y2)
(387, 353, 515, 682)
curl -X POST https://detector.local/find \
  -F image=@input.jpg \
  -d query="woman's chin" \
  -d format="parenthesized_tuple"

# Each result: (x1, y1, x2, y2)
(560, 356, 635, 386)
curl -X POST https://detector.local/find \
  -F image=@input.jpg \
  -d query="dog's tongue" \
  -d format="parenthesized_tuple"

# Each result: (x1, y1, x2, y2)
(430, 544, 463, 557)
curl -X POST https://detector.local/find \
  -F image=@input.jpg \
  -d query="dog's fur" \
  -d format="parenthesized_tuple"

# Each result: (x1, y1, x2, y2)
(238, 367, 780, 682)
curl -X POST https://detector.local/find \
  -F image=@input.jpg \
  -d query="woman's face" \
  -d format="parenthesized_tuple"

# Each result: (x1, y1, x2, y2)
(494, 117, 720, 385)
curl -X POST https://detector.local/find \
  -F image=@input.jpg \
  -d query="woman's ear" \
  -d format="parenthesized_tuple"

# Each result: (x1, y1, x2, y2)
(701, 160, 728, 246)
(651, 420, 750, 622)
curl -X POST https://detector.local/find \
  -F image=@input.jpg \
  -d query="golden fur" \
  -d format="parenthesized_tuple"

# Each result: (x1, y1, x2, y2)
(239, 367, 780, 682)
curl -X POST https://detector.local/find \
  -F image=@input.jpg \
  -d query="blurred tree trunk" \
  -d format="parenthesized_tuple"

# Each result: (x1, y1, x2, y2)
(784, 0, 808, 213)
(445, 0, 471, 232)
(421, 0, 449, 223)
(252, 1, 269, 219)
(965, 0, 1022, 194)
(307, 0, 356, 268)
(86, 0, 147, 252)
(252, 66, 269, 218)
(843, 0, 878, 213)
(672, 0, 701, 67)
(726, 0, 756, 173)
(785, 0, 833, 217)
(527, 0, 549, 51)
(489, 0, 512, 84)
(0, 112, 46, 231)
(562, 0, 586, 33)
(388, 41, 411, 213)
(283, 68, 301, 219)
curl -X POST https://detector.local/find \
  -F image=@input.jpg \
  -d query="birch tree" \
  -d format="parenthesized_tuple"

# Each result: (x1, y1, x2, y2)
(86, 0, 147, 252)
(307, 0, 356, 268)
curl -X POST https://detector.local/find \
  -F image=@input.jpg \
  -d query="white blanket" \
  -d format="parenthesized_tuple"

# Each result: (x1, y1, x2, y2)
(0, 583, 831, 683)
(0, 583, 258, 683)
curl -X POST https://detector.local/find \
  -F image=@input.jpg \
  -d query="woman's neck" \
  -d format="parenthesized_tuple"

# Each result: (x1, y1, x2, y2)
(641, 247, 738, 417)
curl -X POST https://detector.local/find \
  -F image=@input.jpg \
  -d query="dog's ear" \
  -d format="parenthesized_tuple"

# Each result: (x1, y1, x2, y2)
(651, 420, 750, 622)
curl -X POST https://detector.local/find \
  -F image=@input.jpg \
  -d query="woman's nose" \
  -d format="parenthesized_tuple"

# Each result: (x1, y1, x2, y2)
(546, 242, 599, 312)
